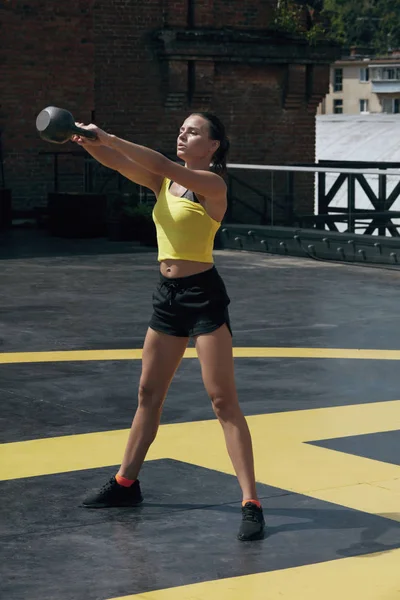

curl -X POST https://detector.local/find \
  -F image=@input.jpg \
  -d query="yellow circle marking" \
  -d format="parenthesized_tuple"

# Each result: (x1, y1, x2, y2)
(1, 347, 400, 364)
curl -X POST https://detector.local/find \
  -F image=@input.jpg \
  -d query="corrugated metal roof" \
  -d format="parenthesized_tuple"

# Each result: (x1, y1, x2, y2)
(315, 115, 400, 220)
(316, 115, 400, 163)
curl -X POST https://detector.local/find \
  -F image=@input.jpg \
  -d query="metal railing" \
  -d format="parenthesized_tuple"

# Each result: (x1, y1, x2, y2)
(37, 151, 400, 237)
(227, 161, 400, 236)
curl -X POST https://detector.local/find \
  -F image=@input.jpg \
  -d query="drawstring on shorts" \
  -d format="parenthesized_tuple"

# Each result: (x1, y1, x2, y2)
(161, 281, 181, 305)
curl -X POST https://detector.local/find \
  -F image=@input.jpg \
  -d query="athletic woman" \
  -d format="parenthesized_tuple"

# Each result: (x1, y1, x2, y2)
(72, 113, 265, 541)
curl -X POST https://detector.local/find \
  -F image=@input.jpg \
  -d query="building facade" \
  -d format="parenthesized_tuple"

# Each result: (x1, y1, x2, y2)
(319, 52, 400, 115)
(0, 0, 338, 216)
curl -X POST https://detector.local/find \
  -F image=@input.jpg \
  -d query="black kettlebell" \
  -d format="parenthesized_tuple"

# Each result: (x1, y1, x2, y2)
(36, 106, 97, 144)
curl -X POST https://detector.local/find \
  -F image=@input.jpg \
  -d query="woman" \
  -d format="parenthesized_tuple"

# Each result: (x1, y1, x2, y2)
(73, 112, 265, 541)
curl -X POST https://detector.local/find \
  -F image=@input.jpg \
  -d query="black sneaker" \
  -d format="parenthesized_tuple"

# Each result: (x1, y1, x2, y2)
(82, 477, 143, 508)
(237, 502, 265, 541)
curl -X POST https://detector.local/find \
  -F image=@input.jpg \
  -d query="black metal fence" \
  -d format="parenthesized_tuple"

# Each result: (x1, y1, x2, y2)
(4, 152, 400, 241)
(226, 160, 400, 236)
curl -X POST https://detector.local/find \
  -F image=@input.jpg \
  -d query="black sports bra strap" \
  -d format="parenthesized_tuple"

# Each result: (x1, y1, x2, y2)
(181, 189, 199, 204)
(169, 180, 199, 204)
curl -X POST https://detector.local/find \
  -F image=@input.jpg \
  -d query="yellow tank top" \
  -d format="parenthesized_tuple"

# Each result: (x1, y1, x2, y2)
(152, 178, 221, 263)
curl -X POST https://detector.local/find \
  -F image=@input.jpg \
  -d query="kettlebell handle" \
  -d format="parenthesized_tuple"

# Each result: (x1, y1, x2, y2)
(72, 124, 97, 140)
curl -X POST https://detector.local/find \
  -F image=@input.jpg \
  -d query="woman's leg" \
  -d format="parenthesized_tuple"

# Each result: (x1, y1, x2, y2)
(117, 327, 189, 480)
(194, 324, 258, 501)
(82, 327, 188, 507)
(195, 324, 264, 540)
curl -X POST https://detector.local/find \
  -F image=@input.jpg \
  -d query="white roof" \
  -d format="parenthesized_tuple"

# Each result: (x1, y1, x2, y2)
(315, 115, 400, 224)
(316, 114, 400, 163)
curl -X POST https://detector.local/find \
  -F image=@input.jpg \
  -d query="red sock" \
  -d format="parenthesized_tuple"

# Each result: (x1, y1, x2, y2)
(115, 474, 135, 487)
(242, 498, 262, 508)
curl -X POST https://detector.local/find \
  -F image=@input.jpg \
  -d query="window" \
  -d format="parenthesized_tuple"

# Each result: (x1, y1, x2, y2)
(359, 99, 369, 113)
(334, 99, 343, 114)
(382, 98, 400, 113)
(333, 68, 343, 92)
(383, 68, 396, 80)
(370, 66, 400, 81)
(371, 67, 380, 81)
(373, 67, 400, 81)
(360, 67, 369, 82)
(382, 98, 392, 113)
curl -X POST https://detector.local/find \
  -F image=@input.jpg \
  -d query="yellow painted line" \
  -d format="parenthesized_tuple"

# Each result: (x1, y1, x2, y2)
(3, 346, 400, 364)
(108, 548, 400, 600)
(0, 428, 131, 481)
(1, 401, 400, 524)
(313, 483, 400, 520)
(0, 349, 145, 364)
(256, 399, 400, 441)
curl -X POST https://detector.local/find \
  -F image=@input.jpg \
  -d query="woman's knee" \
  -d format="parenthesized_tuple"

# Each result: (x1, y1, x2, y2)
(210, 390, 239, 419)
(137, 382, 165, 411)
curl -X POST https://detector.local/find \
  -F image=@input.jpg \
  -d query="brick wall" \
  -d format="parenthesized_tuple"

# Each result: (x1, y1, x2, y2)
(0, 0, 94, 209)
(93, 0, 165, 146)
(210, 63, 321, 222)
(0, 0, 334, 218)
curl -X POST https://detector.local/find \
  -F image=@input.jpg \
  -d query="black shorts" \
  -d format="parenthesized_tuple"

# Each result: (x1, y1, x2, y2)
(149, 266, 232, 338)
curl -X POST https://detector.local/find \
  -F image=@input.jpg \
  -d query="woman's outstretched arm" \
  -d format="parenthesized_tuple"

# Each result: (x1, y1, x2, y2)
(71, 124, 163, 195)
(108, 134, 226, 199)
(75, 124, 226, 200)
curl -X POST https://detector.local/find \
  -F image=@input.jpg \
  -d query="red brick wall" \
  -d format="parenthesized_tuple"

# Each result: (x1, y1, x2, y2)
(0, 1, 94, 208)
(165, 0, 187, 26)
(194, 0, 274, 28)
(211, 64, 319, 220)
(0, 0, 331, 218)
(93, 0, 165, 147)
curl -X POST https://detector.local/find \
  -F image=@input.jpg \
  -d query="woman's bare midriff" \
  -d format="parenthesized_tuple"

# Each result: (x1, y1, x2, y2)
(160, 259, 214, 279)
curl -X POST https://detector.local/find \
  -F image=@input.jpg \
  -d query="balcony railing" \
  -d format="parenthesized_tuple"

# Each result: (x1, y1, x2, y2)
(370, 67, 400, 82)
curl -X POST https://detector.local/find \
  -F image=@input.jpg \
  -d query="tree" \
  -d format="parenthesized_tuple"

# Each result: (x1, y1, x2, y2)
(321, 0, 400, 54)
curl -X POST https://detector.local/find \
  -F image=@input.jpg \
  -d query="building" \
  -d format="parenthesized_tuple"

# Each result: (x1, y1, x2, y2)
(319, 51, 400, 115)
(0, 0, 338, 217)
